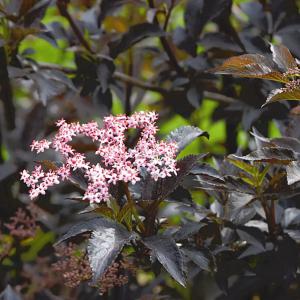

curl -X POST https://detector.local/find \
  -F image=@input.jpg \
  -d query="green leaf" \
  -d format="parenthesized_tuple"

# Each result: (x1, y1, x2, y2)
(227, 156, 258, 176)
(143, 235, 186, 286)
(21, 229, 55, 262)
(117, 202, 132, 229)
(257, 165, 270, 186)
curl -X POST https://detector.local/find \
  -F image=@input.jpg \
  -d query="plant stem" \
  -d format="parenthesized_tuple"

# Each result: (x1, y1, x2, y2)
(57, 1, 94, 54)
(35, 63, 240, 104)
(125, 49, 133, 115)
(123, 183, 145, 233)
(147, 0, 184, 75)
(144, 200, 161, 237)
(262, 199, 277, 239)
(163, 0, 175, 31)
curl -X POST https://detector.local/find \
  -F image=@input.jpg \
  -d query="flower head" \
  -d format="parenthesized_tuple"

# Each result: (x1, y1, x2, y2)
(21, 112, 178, 203)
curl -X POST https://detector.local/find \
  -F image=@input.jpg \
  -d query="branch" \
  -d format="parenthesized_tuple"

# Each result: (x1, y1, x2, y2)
(57, 1, 94, 54)
(147, 0, 184, 76)
(203, 91, 238, 105)
(113, 71, 167, 94)
(36, 63, 240, 104)
(114, 72, 239, 104)
(163, 0, 175, 31)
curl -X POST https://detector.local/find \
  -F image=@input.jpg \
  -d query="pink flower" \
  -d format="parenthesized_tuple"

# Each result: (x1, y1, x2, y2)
(20, 112, 178, 202)
(30, 139, 51, 153)
(67, 153, 89, 170)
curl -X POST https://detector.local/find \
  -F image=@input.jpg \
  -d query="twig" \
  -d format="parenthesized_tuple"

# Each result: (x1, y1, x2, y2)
(115, 72, 239, 104)
(163, 0, 175, 31)
(203, 91, 238, 104)
(57, 1, 94, 54)
(147, 0, 184, 75)
(123, 183, 145, 233)
(125, 49, 133, 115)
(114, 71, 167, 94)
(36, 63, 240, 104)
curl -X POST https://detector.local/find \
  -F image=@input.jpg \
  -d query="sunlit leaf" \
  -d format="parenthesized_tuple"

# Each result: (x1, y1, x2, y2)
(283, 208, 300, 227)
(286, 161, 300, 185)
(103, 16, 128, 33)
(263, 87, 300, 106)
(227, 157, 258, 176)
(55, 217, 112, 245)
(0, 285, 22, 300)
(270, 44, 297, 71)
(210, 54, 286, 82)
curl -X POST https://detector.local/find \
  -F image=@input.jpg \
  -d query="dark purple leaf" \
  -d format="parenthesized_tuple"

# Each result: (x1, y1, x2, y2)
(229, 147, 297, 164)
(240, 2, 267, 32)
(109, 23, 165, 58)
(97, 59, 115, 93)
(166, 126, 209, 154)
(182, 248, 211, 271)
(141, 154, 206, 201)
(185, 0, 231, 38)
(0, 163, 17, 181)
(143, 235, 186, 286)
(87, 222, 136, 283)
(236, 226, 265, 251)
(201, 32, 243, 53)
(174, 221, 205, 240)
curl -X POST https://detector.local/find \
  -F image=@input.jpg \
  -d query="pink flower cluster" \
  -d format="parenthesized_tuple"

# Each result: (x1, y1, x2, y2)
(21, 112, 178, 203)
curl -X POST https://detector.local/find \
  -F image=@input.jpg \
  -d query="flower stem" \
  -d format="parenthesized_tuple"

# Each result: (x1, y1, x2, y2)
(123, 183, 145, 233)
